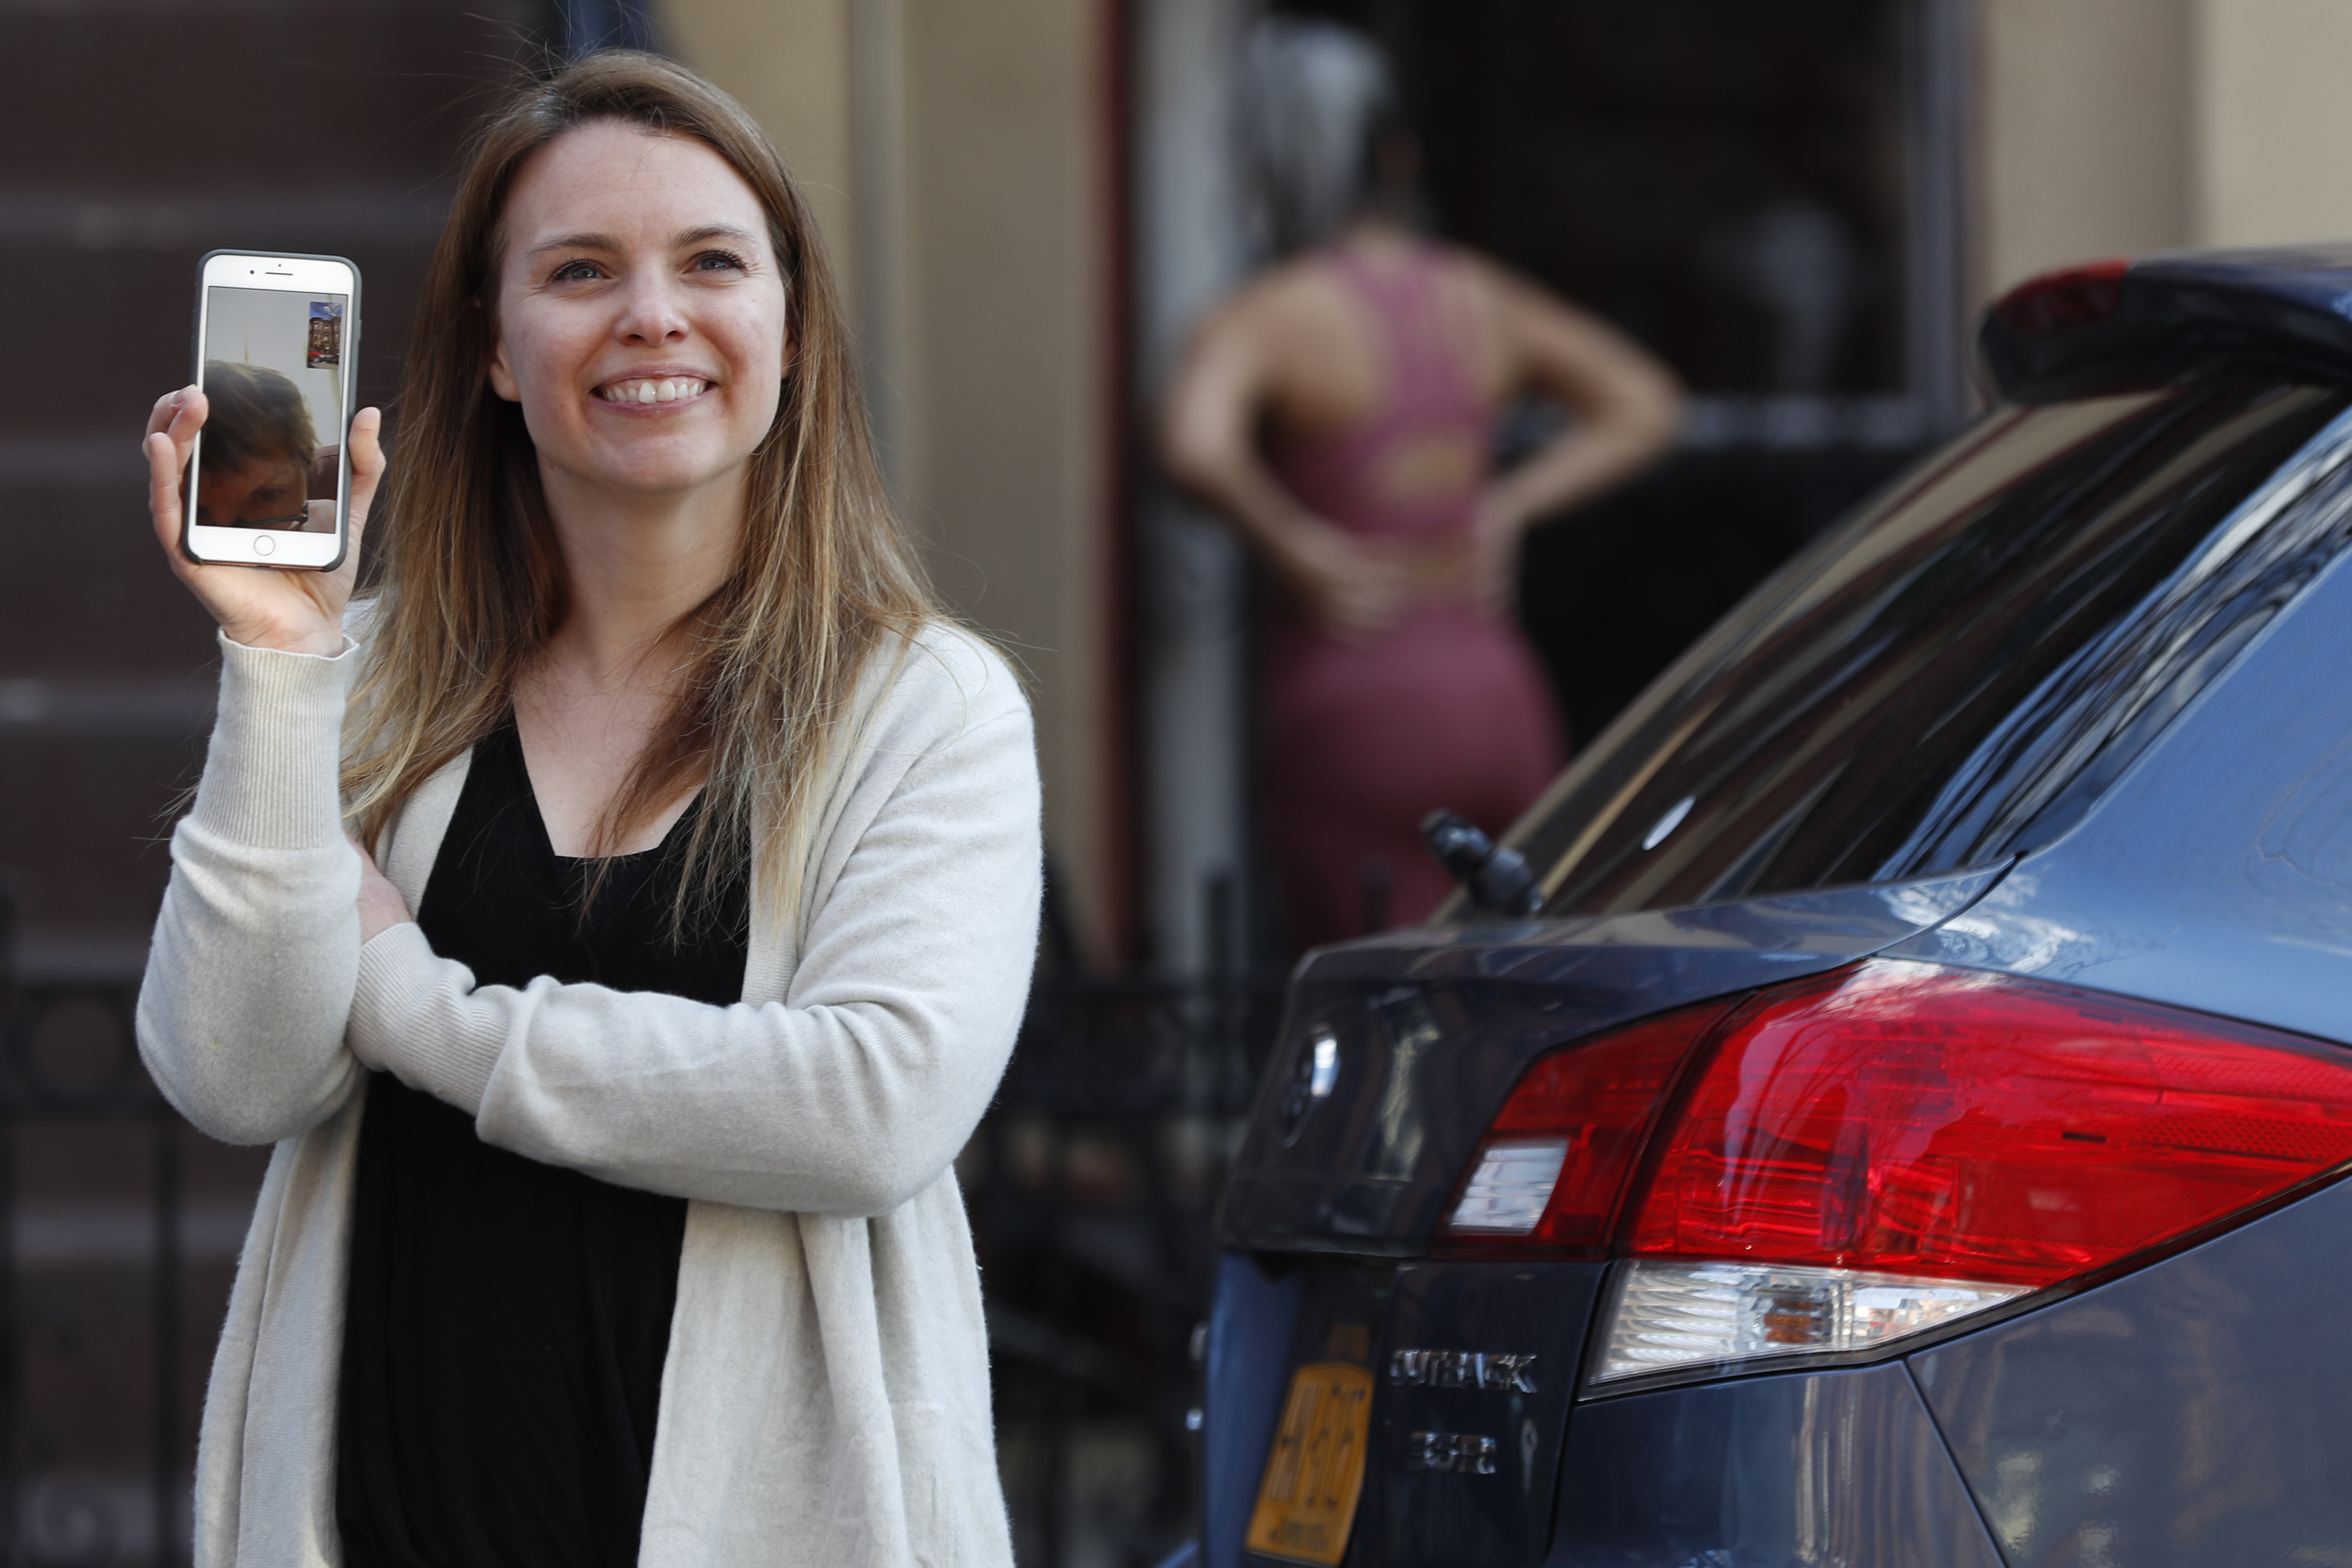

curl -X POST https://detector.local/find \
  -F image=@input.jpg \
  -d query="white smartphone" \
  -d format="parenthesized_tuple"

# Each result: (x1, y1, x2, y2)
(182, 250, 361, 571)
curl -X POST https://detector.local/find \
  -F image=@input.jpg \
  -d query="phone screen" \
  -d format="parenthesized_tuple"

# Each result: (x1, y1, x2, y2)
(196, 286, 348, 532)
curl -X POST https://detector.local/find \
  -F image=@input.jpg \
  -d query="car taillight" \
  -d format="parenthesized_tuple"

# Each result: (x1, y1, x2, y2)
(1442, 1004, 1725, 1246)
(1594, 1261, 2028, 1384)
(1444, 960, 2352, 1389)
(1626, 963, 2352, 1279)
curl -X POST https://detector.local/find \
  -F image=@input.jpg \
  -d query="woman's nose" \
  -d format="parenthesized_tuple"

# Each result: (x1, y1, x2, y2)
(615, 276, 691, 343)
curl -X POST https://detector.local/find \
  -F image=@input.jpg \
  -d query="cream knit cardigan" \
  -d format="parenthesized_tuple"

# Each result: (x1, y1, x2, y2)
(135, 615, 1039, 1567)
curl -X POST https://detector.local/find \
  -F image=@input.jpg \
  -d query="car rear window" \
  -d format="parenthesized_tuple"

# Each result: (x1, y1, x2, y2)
(1506, 372, 2352, 918)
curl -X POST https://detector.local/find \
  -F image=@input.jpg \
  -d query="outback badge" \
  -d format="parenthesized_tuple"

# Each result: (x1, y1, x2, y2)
(1388, 1348, 1539, 1393)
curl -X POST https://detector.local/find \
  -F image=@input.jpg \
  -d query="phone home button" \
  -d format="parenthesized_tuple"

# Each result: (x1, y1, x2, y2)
(251, 534, 275, 557)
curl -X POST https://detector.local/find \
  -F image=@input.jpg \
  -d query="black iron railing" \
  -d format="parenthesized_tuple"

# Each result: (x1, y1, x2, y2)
(0, 976, 187, 1568)
(976, 877, 1290, 1567)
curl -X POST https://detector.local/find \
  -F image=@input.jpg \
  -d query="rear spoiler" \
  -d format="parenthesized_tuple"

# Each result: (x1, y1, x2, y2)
(1983, 245, 2352, 402)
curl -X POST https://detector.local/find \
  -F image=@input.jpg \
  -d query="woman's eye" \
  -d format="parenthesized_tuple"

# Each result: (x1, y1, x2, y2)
(550, 260, 602, 284)
(692, 250, 748, 273)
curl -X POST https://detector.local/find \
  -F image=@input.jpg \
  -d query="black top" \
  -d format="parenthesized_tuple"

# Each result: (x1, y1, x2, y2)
(338, 719, 748, 1568)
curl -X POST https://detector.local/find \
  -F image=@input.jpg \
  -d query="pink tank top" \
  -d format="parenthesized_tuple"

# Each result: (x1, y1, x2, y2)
(1267, 241, 1494, 545)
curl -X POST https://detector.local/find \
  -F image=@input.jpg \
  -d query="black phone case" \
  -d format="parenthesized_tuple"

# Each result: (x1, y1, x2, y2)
(182, 249, 363, 572)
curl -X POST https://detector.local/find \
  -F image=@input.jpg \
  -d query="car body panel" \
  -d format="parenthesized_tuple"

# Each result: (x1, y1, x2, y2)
(1219, 867, 2005, 1257)
(1549, 1363, 2004, 1568)
(1911, 1172, 2352, 1566)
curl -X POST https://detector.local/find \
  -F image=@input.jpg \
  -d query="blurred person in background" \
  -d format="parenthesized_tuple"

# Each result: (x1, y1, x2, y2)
(1163, 17, 1683, 953)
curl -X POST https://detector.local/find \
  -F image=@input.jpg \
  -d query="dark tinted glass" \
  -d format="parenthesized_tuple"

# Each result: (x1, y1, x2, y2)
(1505, 374, 2352, 917)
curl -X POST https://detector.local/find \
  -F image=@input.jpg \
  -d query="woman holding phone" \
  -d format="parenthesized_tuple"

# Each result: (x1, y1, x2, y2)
(137, 52, 1038, 1568)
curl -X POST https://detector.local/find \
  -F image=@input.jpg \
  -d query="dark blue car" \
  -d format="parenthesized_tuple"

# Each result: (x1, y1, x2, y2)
(1196, 247, 2352, 1568)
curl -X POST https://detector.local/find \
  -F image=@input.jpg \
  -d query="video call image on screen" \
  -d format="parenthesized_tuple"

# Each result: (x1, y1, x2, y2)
(196, 288, 347, 531)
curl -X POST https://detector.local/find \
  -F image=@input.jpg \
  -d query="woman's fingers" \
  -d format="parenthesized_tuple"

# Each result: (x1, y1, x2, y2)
(313, 407, 386, 604)
(143, 387, 181, 441)
(1465, 534, 1516, 620)
(352, 838, 414, 943)
(145, 431, 183, 559)
(342, 407, 384, 555)
(144, 386, 206, 570)
(165, 385, 207, 454)
(1318, 560, 1410, 643)
(1291, 534, 1410, 644)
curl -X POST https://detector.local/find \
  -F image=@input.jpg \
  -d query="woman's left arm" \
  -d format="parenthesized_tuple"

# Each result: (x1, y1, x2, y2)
(346, 644, 1044, 1217)
(1460, 258, 1684, 615)
(1473, 257, 1686, 530)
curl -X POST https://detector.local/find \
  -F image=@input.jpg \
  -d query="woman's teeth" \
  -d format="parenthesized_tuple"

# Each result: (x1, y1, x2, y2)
(601, 377, 708, 404)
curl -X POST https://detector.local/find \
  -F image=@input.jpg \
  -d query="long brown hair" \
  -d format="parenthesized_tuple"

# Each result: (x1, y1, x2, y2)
(345, 51, 937, 927)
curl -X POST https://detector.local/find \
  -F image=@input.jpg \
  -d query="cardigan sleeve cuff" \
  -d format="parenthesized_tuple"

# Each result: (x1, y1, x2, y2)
(350, 923, 506, 1115)
(189, 630, 361, 850)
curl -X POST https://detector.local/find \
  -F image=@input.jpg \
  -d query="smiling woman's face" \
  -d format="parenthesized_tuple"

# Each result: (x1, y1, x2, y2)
(488, 121, 789, 503)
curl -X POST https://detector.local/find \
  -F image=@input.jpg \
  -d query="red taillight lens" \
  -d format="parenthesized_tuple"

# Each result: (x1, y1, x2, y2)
(1446, 960, 2352, 1287)
(1993, 257, 2129, 337)
(1446, 959, 2352, 1387)
(1627, 963, 2352, 1287)
(1442, 1004, 1723, 1248)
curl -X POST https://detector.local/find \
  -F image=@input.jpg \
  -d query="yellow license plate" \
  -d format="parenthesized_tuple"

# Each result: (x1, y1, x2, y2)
(1245, 1361, 1373, 1566)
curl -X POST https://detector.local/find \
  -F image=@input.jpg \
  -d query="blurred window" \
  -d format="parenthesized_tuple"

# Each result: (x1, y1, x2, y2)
(1509, 373, 2352, 914)
(1287, 0, 1934, 401)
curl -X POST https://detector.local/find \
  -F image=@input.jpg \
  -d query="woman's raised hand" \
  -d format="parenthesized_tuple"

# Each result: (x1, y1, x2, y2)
(1271, 520, 1416, 644)
(144, 387, 385, 657)
(1461, 489, 1531, 622)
